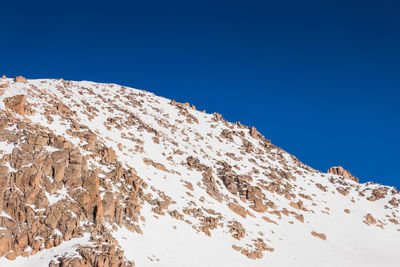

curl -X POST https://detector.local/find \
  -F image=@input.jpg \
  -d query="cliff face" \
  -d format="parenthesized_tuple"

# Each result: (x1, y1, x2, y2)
(0, 76, 399, 267)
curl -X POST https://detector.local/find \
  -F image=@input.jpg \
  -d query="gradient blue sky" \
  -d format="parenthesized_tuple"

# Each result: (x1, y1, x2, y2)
(1, 0, 399, 188)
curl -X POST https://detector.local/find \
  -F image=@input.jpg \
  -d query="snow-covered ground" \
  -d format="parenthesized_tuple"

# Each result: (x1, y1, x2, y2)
(0, 77, 399, 266)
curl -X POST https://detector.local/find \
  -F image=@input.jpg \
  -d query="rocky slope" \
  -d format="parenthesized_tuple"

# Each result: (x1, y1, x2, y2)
(0, 75, 399, 267)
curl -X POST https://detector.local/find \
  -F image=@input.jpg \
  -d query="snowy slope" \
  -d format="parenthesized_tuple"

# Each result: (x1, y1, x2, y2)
(0, 77, 399, 267)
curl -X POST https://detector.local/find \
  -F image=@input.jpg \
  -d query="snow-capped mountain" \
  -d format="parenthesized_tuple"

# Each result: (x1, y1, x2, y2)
(0, 76, 399, 267)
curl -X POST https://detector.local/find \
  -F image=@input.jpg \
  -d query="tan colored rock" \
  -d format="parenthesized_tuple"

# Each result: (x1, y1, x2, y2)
(101, 147, 116, 163)
(69, 150, 83, 164)
(0, 233, 11, 256)
(0, 89, 4, 96)
(315, 183, 327, 192)
(327, 166, 359, 182)
(228, 202, 247, 218)
(365, 213, 377, 224)
(289, 201, 300, 210)
(184, 181, 194, 191)
(1, 75, 6, 79)
(295, 214, 304, 223)
(54, 161, 66, 182)
(102, 192, 116, 219)
(5, 251, 16, 260)
(232, 245, 242, 251)
(252, 197, 267, 213)
(249, 126, 260, 139)
(262, 216, 278, 225)
(311, 231, 327, 240)
(143, 158, 169, 172)
(14, 76, 27, 83)
(3, 94, 27, 115)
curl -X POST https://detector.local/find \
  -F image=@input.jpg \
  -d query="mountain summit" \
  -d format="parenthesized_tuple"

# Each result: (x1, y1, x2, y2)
(0, 76, 399, 267)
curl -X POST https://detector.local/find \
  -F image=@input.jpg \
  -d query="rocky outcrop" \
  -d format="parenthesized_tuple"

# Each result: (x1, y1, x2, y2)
(327, 166, 359, 182)
(3, 95, 27, 115)
(14, 76, 28, 83)
(0, 111, 142, 264)
(0, 78, 399, 266)
(13, 76, 27, 83)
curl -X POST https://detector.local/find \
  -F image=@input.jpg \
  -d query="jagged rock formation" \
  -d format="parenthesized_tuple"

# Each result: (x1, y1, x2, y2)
(0, 76, 399, 267)
(327, 166, 359, 182)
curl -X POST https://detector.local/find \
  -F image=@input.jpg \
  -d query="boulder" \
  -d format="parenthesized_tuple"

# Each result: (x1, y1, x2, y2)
(3, 94, 27, 115)
(14, 76, 27, 83)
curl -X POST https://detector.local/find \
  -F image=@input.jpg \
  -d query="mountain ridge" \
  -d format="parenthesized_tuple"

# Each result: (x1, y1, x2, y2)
(0, 76, 399, 267)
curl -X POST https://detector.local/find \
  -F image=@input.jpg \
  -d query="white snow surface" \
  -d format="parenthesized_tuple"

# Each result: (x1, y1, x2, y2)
(0, 78, 399, 266)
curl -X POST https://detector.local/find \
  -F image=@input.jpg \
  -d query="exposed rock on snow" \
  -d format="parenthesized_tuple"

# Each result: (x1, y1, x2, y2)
(327, 166, 359, 182)
(0, 77, 399, 267)
(3, 95, 27, 115)
(13, 76, 27, 83)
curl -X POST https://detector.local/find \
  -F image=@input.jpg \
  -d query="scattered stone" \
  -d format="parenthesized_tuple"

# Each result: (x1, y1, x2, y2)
(311, 231, 327, 240)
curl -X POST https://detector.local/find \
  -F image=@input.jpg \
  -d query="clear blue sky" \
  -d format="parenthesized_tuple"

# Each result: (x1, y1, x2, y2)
(1, 0, 399, 188)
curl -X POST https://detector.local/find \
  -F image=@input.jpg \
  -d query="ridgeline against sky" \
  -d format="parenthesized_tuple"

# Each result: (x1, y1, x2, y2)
(1, 0, 399, 188)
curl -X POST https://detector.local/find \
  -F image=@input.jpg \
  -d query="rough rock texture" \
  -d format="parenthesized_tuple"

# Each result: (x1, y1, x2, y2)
(3, 95, 27, 115)
(13, 76, 27, 83)
(327, 166, 359, 182)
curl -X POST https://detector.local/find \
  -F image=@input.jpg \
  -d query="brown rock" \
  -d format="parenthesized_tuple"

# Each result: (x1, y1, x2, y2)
(315, 183, 327, 192)
(5, 251, 16, 260)
(14, 76, 27, 83)
(102, 147, 116, 163)
(295, 214, 304, 223)
(327, 166, 359, 182)
(262, 216, 278, 225)
(69, 150, 83, 164)
(289, 201, 300, 210)
(228, 202, 247, 218)
(102, 192, 116, 219)
(0, 233, 11, 256)
(31, 239, 43, 251)
(365, 213, 377, 224)
(249, 126, 259, 139)
(4, 94, 27, 115)
(54, 161, 66, 182)
(232, 245, 242, 251)
(311, 231, 327, 240)
(252, 197, 267, 213)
